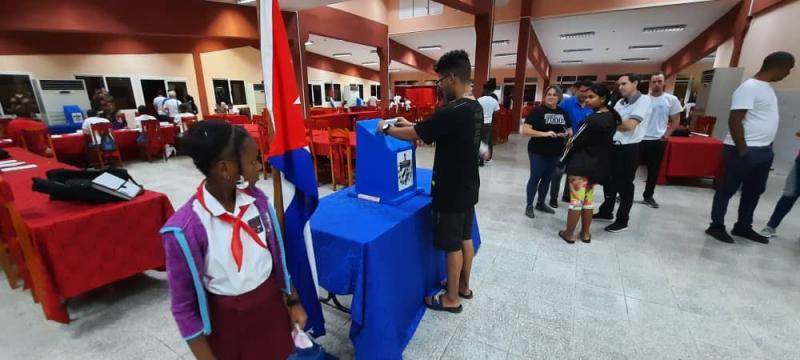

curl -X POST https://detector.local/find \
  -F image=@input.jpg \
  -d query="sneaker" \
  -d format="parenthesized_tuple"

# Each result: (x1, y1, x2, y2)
(705, 224, 734, 243)
(525, 206, 535, 219)
(759, 226, 776, 238)
(535, 203, 555, 214)
(593, 212, 614, 221)
(604, 222, 628, 233)
(643, 197, 660, 208)
(549, 198, 559, 209)
(731, 226, 770, 244)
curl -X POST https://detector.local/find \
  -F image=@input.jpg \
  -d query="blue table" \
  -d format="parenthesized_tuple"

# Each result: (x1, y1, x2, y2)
(311, 169, 480, 359)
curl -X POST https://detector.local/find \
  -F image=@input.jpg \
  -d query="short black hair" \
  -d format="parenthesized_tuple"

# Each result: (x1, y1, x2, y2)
(588, 84, 622, 125)
(576, 80, 593, 88)
(87, 109, 98, 117)
(179, 104, 189, 113)
(650, 71, 666, 79)
(137, 105, 147, 113)
(619, 73, 639, 83)
(434, 50, 472, 83)
(181, 120, 251, 176)
(761, 51, 795, 71)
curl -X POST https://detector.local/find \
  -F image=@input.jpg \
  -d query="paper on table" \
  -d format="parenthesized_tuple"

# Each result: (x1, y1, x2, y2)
(0, 161, 26, 169)
(0, 159, 20, 165)
(0, 164, 37, 172)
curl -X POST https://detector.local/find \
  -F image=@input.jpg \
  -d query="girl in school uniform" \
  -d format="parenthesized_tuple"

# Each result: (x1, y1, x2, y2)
(161, 121, 306, 360)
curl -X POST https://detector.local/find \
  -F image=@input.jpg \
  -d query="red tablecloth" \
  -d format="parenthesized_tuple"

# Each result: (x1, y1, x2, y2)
(51, 126, 178, 166)
(3, 148, 174, 323)
(657, 136, 724, 185)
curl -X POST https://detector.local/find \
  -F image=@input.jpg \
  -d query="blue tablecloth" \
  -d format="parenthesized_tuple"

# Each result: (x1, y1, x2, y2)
(48, 123, 82, 135)
(310, 169, 480, 359)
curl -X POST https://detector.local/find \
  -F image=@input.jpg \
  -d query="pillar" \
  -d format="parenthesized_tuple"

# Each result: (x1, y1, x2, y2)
(283, 11, 309, 118)
(378, 44, 390, 110)
(472, 1, 495, 97)
(191, 51, 210, 118)
(512, 17, 531, 123)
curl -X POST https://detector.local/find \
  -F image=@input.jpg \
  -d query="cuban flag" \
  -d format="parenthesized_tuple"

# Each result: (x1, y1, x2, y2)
(260, 0, 325, 336)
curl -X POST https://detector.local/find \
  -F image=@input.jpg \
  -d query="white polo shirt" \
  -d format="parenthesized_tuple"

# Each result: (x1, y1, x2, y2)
(153, 96, 167, 115)
(613, 92, 652, 145)
(645, 93, 682, 140)
(477, 95, 500, 124)
(193, 186, 273, 296)
(82, 116, 111, 144)
(134, 114, 156, 129)
(724, 78, 780, 147)
(163, 98, 182, 116)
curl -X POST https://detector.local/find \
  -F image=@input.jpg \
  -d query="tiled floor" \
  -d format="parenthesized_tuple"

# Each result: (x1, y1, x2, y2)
(1, 134, 799, 359)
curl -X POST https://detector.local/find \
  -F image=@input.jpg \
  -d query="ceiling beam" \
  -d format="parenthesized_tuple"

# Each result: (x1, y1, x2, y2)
(527, 25, 551, 81)
(435, 0, 493, 14)
(389, 40, 437, 75)
(305, 52, 381, 82)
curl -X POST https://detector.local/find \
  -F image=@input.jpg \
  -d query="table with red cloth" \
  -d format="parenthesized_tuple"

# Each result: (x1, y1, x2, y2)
(309, 111, 381, 131)
(2, 147, 174, 323)
(50, 125, 179, 166)
(657, 136, 724, 185)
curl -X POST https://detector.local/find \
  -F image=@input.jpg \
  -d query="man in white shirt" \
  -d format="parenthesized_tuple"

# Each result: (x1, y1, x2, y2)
(595, 73, 652, 233)
(153, 90, 167, 118)
(477, 88, 500, 165)
(82, 109, 111, 144)
(640, 72, 682, 208)
(706, 51, 795, 244)
(134, 105, 156, 129)
(367, 95, 378, 107)
(163, 90, 182, 118)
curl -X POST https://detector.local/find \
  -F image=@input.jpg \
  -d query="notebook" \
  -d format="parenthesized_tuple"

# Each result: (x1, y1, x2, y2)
(91, 172, 143, 200)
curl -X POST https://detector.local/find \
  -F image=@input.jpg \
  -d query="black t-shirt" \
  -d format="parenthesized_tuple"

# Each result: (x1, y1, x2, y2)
(414, 97, 483, 212)
(524, 105, 571, 156)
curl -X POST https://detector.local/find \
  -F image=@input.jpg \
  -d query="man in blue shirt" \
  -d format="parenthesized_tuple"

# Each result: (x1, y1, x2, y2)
(549, 80, 594, 208)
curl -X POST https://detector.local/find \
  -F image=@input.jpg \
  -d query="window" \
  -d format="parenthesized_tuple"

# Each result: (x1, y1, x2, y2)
(75, 75, 106, 108)
(0, 74, 38, 116)
(323, 83, 342, 101)
(399, 0, 443, 19)
(352, 84, 364, 100)
(230, 80, 247, 105)
(213, 79, 232, 105)
(523, 84, 536, 103)
(308, 84, 323, 106)
(141, 79, 168, 110)
(168, 81, 188, 101)
(105, 77, 136, 109)
(370, 84, 381, 99)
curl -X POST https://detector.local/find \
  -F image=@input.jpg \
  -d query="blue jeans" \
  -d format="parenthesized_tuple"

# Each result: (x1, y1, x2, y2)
(711, 145, 774, 228)
(767, 159, 799, 229)
(527, 153, 558, 206)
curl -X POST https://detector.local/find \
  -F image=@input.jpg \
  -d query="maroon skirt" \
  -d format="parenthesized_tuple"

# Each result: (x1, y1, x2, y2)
(206, 273, 294, 360)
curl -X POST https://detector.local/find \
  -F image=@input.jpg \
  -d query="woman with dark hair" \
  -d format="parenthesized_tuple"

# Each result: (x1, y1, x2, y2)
(558, 84, 619, 243)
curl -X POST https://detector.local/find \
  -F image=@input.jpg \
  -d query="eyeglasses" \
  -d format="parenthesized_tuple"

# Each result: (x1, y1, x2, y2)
(435, 74, 451, 86)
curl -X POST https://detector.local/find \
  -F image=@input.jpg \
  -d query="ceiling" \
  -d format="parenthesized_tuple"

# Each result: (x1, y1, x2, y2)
(206, 0, 343, 10)
(533, 0, 738, 66)
(304, 34, 418, 73)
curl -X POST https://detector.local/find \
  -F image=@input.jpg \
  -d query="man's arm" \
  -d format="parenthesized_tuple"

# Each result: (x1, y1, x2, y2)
(664, 113, 680, 138)
(618, 118, 640, 132)
(728, 109, 748, 156)
(377, 117, 420, 141)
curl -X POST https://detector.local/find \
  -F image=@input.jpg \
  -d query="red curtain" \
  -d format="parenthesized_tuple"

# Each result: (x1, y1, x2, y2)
(395, 86, 437, 107)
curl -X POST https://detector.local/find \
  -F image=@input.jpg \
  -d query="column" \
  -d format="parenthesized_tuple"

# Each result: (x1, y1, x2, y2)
(512, 17, 531, 124)
(472, 1, 495, 97)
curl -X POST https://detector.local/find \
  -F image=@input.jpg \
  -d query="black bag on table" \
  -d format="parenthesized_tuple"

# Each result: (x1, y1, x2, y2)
(31, 168, 142, 203)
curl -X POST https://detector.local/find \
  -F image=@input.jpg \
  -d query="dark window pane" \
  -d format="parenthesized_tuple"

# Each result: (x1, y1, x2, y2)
(76, 75, 106, 109)
(106, 77, 136, 109)
(230, 80, 246, 105)
(140, 79, 167, 113)
(0, 74, 38, 116)
(213, 79, 231, 105)
(333, 84, 342, 101)
(358, 84, 364, 99)
(168, 81, 188, 101)
(311, 85, 322, 106)
(523, 84, 536, 103)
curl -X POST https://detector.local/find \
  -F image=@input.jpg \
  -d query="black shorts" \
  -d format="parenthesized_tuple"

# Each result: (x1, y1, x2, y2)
(432, 207, 474, 252)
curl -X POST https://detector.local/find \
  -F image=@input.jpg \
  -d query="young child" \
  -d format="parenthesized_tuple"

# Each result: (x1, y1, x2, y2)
(161, 121, 306, 360)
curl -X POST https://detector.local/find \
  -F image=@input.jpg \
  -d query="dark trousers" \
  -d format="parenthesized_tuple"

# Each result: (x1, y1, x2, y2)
(639, 139, 666, 198)
(481, 124, 493, 154)
(527, 153, 558, 206)
(767, 159, 798, 229)
(550, 166, 570, 202)
(598, 143, 640, 224)
(711, 145, 774, 228)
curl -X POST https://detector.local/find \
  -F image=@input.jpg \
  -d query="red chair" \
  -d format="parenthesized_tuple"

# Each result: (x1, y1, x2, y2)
(253, 113, 272, 179)
(18, 127, 56, 159)
(179, 116, 198, 133)
(328, 128, 354, 191)
(89, 122, 124, 168)
(692, 116, 716, 135)
(139, 119, 167, 162)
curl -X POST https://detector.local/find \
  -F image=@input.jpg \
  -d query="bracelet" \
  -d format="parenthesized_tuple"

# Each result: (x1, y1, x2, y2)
(286, 296, 301, 307)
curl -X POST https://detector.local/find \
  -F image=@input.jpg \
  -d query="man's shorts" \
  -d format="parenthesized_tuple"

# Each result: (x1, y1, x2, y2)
(432, 207, 474, 252)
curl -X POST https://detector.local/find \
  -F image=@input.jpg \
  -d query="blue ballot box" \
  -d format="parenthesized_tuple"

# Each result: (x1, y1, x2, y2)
(351, 119, 422, 205)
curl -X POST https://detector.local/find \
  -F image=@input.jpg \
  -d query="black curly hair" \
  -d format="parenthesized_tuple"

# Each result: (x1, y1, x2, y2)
(434, 49, 472, 83)
(180, 120, 250, 176)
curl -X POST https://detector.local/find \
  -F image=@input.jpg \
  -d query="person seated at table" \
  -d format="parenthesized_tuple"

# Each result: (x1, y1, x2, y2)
(215, 101, 230, 114)
(134, 105, 156, 129)
(82, 109, 111, 143)
(161, 121, 307, 360)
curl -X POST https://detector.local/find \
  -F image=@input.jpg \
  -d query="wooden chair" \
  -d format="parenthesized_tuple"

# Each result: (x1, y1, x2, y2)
(139, 119, 167, 163)
(89, 122, 124, 168)
(0, 176, 46, 306)
(18, 127, 57, 159)
(328, 128, 354, 191)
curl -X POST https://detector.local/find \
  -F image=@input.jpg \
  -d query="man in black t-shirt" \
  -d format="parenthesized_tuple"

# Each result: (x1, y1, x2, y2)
(377, 50, 483, 314)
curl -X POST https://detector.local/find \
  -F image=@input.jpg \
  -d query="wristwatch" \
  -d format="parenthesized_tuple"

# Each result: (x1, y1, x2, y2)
(381, 122, 393, 134)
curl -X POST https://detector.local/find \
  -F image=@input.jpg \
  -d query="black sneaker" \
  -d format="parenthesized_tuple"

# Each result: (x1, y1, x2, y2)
(593, 212, 614, 221)
(643, 197, 660, 208)
(535, 203, 555, 214)
(549, 198, 559, 209)
(731, 226, 770, 244)
(525, 206, 535, 218)
(705, 224, 734, 243)
(604, 222, 628, 233)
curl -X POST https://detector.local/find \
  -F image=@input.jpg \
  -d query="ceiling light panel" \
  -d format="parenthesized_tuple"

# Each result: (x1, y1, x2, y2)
(560, 31, 595, 40)
(621, 57, 650, 62)
(643, 25, 686, 33)
(417, 45, 442, 51)
(563, 48, 592, 53)
(332, 53, 352, 58)
(494, 53, 516, 58)
(628, 45, 662, 50)
(559, 60, 583, 63)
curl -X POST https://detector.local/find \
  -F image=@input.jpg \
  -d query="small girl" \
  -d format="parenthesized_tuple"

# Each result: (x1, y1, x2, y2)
(161, 121, 306, 360)
(558, 84, 619, 243)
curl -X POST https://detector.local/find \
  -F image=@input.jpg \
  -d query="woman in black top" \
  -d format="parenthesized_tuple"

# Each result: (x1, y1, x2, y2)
(558, 84, 619, 243)
(521, 85, 572, 218)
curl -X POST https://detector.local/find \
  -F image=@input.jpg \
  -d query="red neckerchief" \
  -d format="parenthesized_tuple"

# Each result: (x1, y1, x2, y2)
(196, 181, 267, 271)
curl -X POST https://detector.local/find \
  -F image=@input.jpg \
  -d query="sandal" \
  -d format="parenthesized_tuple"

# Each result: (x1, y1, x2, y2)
(439, 281, 474, 299)
(581, 234, 592, 243)
(424, 294, 463, 313)
(558, 231, 575, 244)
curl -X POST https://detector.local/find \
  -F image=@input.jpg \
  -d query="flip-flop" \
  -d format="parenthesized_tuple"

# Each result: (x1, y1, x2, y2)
(559, 231, 575, 244)
(439, 281, 474, 299)
(424, 294, 462, 313)
(581, 234, 592, 243)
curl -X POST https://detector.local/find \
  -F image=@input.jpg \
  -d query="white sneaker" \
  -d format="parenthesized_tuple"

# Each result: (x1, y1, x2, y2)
(759, 226, 776, 238)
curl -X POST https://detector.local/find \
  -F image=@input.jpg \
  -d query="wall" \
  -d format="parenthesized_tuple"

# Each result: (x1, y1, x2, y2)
(307, 67, 379, 107)
(666, 60, 713, 98)
(199, 46, 263, 114)
(714, 38, 735, 68)
(329, 0, 388, 24)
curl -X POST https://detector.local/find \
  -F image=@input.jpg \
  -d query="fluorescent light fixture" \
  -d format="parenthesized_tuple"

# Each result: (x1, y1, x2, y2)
(507, 63, 516, 66)
(417, 45, 442, 51)
(361, 61, 378, 66)
(389, 69, 400, 73)
(563, 48, 592, 53)
(628, 45, 663, 50)
(559, 60, 583, 64)
(621, 57, 650, 62)
(492, 40, 510, 45)
(304, 40, 314, 46)
(237, 0, 256, 4)
(560, 31, 595, 40)
(494, 53, 516, 58)
(332, 53, 352, 58)
(370, 49, 377, 54)
(643, 25, 686, 33)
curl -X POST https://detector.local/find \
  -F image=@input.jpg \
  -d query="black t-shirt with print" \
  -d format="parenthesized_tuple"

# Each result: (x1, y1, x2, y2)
(524, 105, 572, 156)
(414, 97, 483, 212)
